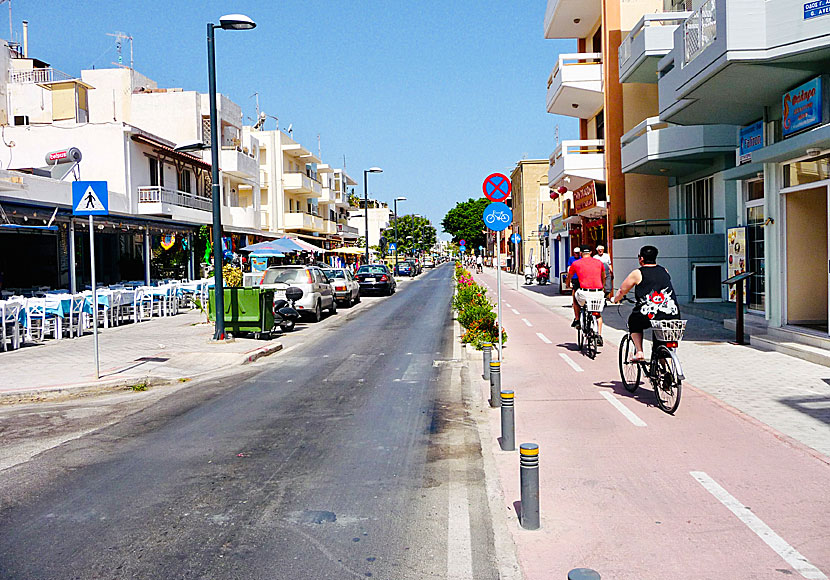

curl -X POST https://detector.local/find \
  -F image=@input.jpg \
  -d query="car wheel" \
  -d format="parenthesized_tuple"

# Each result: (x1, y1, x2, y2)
(344, 295, 353, 308)
(312, 301, 322, 322)
(355, 291, 361, 304)
(329, 298, 337, 315)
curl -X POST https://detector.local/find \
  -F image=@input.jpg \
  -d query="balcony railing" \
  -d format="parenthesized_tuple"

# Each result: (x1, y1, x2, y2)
(614, 217, 724, 239)
(684, 0, 717, 65)
(137, 186, 211, 212)
(620, 116, 673, 146)
(9, 67, 74, 84)
(619, 12, 692, 71)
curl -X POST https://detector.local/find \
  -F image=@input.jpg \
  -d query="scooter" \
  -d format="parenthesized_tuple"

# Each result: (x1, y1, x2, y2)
(524, 269, 535, 285)
(272, 286, 303, 332)
(535, 264, 550, 285)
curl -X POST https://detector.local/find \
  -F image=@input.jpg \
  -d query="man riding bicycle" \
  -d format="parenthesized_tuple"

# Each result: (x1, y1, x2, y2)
(566, 246, 606, 346)
(613, 245, 680, 361)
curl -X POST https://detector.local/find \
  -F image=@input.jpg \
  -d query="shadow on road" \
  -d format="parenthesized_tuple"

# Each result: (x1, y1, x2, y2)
(593, 379, 658, 409)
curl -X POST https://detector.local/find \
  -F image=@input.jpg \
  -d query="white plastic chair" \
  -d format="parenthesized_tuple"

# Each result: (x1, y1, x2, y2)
(134, 288, 154, 322)
(68, 294, 86, 337)
(25, 298, 61, 342)
(1, 301, 22, 351)
(109, 290, 123, 326)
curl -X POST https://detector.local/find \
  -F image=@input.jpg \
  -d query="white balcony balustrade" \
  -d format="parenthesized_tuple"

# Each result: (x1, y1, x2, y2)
(546, 53, 603, 119)
(548, 140, 605, 190)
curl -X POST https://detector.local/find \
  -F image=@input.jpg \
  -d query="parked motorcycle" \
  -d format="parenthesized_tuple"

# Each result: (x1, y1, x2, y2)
(524, 269, 535, 285)
(535, 264, 550, 285)
(272, 286, 303, 332)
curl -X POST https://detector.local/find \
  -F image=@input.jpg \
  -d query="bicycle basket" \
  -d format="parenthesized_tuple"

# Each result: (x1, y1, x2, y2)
(586, 295, 605, 313)
(650, 319, 687, 342)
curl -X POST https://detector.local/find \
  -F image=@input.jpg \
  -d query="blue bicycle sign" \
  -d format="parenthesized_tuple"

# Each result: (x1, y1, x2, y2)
(483, 202, 512, 232)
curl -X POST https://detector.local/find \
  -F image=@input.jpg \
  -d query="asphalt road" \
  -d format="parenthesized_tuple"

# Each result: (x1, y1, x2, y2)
(0, 264, 500, 579)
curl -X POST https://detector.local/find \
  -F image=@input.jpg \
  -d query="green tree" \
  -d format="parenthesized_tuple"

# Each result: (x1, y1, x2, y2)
(383, 214, 437, 256)
(441, 198, 489, 250)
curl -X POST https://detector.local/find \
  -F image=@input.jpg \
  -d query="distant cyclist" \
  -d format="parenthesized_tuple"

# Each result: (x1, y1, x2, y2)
(566, 246, 606, 345)
(613, 245, 680, 361)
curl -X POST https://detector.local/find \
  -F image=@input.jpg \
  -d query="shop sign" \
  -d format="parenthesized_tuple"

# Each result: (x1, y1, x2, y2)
(727, 227, 747, 301)
(804, 0, 830, 20)
(739, 121, 764, 165)
(782, 77, 823, 138)
(573, 181, 597, 213)
(551, 215, 564, 232)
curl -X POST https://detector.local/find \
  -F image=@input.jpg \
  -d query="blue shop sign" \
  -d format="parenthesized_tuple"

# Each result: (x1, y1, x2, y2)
(804, 0, 830, 20)
(739, 121, 764, 165)
(782, 77, 823, 138)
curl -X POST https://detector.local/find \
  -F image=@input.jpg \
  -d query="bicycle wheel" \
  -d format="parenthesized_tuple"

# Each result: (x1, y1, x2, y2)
(619, 334, 641, 393)
(577, 309, 585, 351)
(653, 345, 682, 414)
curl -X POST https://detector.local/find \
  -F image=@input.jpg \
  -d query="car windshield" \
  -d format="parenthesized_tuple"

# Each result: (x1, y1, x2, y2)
(262, 269, 308, 284)
(323, 269, 345, 279)
(357, 266, 387, 275)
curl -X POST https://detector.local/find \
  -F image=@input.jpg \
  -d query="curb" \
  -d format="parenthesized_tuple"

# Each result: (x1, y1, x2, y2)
(0, 340, 284, 405)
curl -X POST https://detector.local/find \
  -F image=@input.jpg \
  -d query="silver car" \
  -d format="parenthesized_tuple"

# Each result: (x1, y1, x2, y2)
(322, 268, 361, 307)
(260, 265, 336, 322)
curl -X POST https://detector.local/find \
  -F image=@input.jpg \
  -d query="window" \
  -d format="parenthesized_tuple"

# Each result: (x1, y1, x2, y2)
(178, 169, 191, 193)
(682, 176, 714, 234)
(149, 158, 163, 187)
(783, 155, 830, 188)
(595, 111, 605, 141)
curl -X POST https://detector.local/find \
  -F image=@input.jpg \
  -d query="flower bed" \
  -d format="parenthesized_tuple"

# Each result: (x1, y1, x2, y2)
(453, 264, 506, 349)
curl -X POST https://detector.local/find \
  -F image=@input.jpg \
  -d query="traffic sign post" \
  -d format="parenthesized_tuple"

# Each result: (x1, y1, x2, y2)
(72, 181, 109, 380)
(511, 233, 523, 291)
(482, 201, 512, 362)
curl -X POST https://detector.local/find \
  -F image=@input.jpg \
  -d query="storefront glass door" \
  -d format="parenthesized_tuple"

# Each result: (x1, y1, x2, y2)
(745, 180, 765, 312)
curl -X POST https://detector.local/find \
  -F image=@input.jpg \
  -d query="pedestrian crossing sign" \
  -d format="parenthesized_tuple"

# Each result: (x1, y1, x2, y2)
(72, 181, 109, 216)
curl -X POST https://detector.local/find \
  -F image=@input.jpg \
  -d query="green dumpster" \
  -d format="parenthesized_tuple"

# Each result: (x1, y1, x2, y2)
(208, 287, 275, 338)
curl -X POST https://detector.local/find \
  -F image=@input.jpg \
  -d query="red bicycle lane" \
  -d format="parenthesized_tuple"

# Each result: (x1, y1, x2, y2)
(471, 269, 830, 580)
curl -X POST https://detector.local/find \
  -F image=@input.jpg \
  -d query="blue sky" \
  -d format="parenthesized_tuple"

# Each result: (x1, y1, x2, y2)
(14, 1, 576, 237)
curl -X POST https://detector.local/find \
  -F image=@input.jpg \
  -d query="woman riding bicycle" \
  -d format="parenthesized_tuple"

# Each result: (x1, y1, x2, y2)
(612, 245, 680, 361)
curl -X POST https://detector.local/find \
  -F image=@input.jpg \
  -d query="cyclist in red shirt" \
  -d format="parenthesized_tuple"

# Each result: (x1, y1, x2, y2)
(566, 246, 607, 345)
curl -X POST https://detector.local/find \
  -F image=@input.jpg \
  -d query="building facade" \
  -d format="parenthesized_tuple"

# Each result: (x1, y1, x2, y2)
(509, 159, 550, 271)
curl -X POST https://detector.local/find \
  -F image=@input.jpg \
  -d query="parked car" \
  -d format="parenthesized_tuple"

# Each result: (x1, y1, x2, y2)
(395, 261, 414, 277)
(356, 264, 397, 295)
(259, 265, 336, 322)
(405, 259, 421, 275)
(322, 268, 361, 307)
(423, 258, 435, 268)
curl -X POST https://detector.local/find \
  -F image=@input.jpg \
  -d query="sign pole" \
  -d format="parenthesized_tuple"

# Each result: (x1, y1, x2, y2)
(497, 229, 503, 361)
(515, 238, 519, 291)
(89, 215, 100, 379)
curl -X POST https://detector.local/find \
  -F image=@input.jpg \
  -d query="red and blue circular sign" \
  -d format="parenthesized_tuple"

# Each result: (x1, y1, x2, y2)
(482, 173, 511, 202)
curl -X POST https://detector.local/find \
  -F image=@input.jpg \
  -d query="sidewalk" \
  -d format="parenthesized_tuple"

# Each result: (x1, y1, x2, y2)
(466, 267, 830, 580)
(0, 310, 283, 402)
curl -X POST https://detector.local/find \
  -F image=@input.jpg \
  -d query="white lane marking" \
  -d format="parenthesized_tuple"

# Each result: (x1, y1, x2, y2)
(511, 308, 520, 315)
(600, 392, 647, 427)
(558, 352, 583, 372)
(505, 303, 512, 308)
(536, 332, 552, 344)
(278, 343, 304, 356)
(522, 318, 532, 327)
(447, 479, 474, 579)
(690, 471, 827, 580)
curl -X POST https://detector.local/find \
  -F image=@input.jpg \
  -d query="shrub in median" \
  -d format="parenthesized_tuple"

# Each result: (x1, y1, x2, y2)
(452, 266, 507, 349)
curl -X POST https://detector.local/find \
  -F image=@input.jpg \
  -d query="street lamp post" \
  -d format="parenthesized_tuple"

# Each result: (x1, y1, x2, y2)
(206, 13, 255, 341)
(393, 196, 406, 272)
(363, 167, 383, 265)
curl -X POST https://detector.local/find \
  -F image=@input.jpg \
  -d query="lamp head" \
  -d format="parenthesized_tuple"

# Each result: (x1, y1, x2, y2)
(395, 196, 407, 201)
(219, 14, 256, 30)
(174, 140, 210, 153)
(367, 167, 383, 173)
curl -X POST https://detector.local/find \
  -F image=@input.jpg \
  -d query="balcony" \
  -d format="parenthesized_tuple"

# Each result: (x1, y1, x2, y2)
(319, 187, 337, 205)
(227, 206, 258, 231)
(322, 219, 337, 235)
(548, 140, 605, 190)
(337, 223, 359, 238)
(620, 117, 737, 175)
(9, 67, 74, 84)
(220, 147, 258, 178)
(137, 186, 211, 217)
(659, 0, 830, 125)
(283, 212, 323, 232)
(543, 0, 601, 39)
(619, 13, 691, 84)
(260, 211, 271, 230)
(546, 53, 603, 119)
(284, 172, 322, 197)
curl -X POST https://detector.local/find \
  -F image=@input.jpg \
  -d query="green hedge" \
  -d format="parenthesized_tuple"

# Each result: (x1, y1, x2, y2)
(453, 265, 506, 349)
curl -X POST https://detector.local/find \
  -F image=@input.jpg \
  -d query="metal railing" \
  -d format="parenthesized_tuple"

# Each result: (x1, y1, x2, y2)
(684, 0, 717, 65)
(614, 217, 724, 239)
(619, 12, 692, 70)
(137, 186, 211, 212)
(9, 67, 74, 84)
(550, 139, 605, 164)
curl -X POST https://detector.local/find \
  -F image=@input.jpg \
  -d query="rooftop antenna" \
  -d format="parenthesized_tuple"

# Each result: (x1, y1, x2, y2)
(107, 32, 134, 93)
(0, 1, 12, 44)
(317, 133, 321, 160)
(250, 91, 259, 118)
(554, 124, 560, 147)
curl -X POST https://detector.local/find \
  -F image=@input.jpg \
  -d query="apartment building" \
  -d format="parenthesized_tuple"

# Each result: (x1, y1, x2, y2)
(508, 159, 550, 271)
(348, 202, 392, 249)
(651, 0, 830, 338)
(248, 126, 358, 249)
